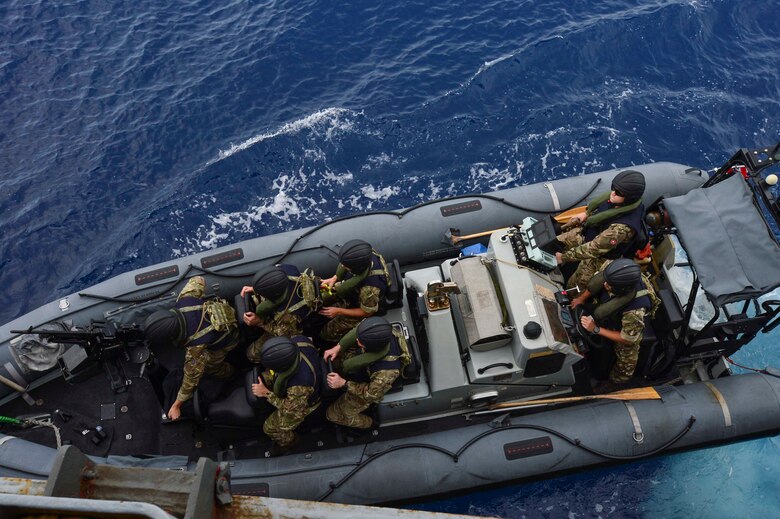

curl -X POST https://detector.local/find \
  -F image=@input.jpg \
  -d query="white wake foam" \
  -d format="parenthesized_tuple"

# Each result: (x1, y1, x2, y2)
(209, 107, 357, 164)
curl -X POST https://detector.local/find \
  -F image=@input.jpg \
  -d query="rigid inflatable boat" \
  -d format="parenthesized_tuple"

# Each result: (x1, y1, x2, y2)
(1, 143, 779, 506)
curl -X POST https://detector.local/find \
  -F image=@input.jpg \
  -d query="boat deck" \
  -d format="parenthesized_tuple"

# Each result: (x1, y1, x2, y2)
(0, 339, 503, 462)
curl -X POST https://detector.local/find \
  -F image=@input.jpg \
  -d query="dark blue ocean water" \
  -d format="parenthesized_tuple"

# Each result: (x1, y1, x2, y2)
(2, 0, 779, 516)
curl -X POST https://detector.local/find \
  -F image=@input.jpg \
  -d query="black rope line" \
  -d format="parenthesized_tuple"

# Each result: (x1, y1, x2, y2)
(317, 412, 694, 502)
(79, 264, 200, 303)
(79, 264, 195, 303)
(78, 179, 602, 304)
(277, 179, 602, 262)
(726, 357, 780, 378)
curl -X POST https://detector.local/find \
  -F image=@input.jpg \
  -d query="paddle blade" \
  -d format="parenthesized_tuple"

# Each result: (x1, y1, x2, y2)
(553, 205, 587, 224)
(489, 385, 662, 410)
(599, 386, 661, 400)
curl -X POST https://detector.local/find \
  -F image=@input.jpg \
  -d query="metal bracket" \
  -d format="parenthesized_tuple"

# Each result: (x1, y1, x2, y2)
(44, 446, 232, 518)
(425, 281, 460, 311)
(488, 413, 511, 429)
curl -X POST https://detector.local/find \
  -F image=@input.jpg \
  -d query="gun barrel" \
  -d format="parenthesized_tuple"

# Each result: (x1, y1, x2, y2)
(12, 329, 102, 338)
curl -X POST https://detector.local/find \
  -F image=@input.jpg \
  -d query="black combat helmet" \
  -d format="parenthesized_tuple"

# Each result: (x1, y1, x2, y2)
(603, 259, 642, 292)
(144, 309, 184, 346)
(260, 336, 299, 371)
(611, 170, 646, 203)
(339, 239, 373, 272)
(356, 317, 393, 352)
(252, 265, 289, 300)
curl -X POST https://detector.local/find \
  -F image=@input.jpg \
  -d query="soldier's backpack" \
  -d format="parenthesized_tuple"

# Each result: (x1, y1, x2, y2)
(201, 298, 238, 332)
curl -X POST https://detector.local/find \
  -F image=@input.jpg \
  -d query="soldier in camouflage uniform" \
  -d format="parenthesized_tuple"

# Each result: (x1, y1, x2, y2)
(319, 240, 390, 343)
(323, 317, 401, 429)
(250, 336, 322, 455)
(570, 259, 652, 392)
(555, 170, 647, 291)
(241, 264, 312, 364)
(144, 276, 239, 420)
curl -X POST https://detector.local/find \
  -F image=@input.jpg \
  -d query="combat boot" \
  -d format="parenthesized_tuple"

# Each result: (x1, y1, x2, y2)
(266, 433, 300, 457)
(592, 379, 623, 395)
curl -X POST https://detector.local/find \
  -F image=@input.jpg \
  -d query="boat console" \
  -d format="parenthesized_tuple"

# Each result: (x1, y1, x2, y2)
(505, 216, 558, 272)
(446, 228, 581, 384)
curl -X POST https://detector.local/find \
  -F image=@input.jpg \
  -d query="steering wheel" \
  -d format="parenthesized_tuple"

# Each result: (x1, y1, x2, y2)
(572, 306, 607, 351)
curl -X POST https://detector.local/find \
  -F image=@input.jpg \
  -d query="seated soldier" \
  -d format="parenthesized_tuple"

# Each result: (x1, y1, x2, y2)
(144, 275, 239, 421)
(570, 259, 654, 393)
(555, 170, 646, 291)
(323, 317, 406, 430)
(250, 336, 322, 456)
(241, 264, 314, 364)
(319, 239, 390, 343)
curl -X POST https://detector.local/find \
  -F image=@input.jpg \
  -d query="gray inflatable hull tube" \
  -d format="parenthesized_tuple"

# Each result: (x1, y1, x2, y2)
(1, 373, 779, 504)
(0, 161, 706, 402)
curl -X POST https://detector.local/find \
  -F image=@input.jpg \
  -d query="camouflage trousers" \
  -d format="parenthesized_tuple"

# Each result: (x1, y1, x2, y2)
(263, 401, 320, 446)
(610, 342, 640, 384)
(204, 347, 236, 379)
(320, 315, 364, 343)
(326, 391, 374, 429)
(557, 228, 607, 291)
(177, 342, 238, 403)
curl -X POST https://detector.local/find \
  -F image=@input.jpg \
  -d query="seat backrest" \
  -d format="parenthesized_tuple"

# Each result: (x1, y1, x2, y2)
(402, 335, 421, 384)
(653, 288, 685, 331)
(384, 259, 404, 309)
(244, 367, 265, 409)
(318, 359, 341, 401)
(234, 293, 252, 329)
(195, 369, 268, 428)
(387, 333, 422, 394)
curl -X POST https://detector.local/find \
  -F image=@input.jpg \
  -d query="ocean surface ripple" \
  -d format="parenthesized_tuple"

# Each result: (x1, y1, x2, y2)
(1, 0, 779, 516)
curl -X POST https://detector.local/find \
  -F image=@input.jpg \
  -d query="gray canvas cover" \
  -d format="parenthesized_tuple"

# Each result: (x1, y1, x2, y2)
(664, 174, 780, 306)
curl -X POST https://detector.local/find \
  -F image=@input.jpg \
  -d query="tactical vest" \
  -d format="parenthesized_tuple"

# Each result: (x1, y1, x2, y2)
(592, 279, 652, 330)
(268, 337, 322, 405)
(348, 331, 407, 383)
(254, 264, 313, 320)
(343, 252, 390, 309)
(175, 296, 238, 351)
(584, 200, 646, 259)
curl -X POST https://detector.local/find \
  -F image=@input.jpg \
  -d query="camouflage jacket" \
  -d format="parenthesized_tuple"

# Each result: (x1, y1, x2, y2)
(561, 223, 635, 263)
(618, 307, 646, 348)
(258, 311, 303, 338)
(175, 276, 237, 402)
(344, 369, 399, 405)
(266, 384, 317, 416)
(356, 285, 382, 314)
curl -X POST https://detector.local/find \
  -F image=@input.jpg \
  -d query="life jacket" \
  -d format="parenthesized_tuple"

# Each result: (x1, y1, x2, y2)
(339, 252, 390, 309)
(587, 273, 654, 330)
(253, 264, 320, 320)
(343, 329, 410, 383)
(583, 198, 646, 259)
(175, 296, 238, 351)
(266, 336, 322, 405)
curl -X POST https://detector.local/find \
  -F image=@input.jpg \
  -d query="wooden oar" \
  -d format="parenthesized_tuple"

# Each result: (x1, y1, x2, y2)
(553, 205, 587, 224)
(447, 205, 589, 246)
(449, 229, 500, 246)
(489, 386, 661, 410)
